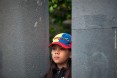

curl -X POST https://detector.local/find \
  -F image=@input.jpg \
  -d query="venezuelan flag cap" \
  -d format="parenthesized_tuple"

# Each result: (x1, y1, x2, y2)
(49, 33, 71, 49)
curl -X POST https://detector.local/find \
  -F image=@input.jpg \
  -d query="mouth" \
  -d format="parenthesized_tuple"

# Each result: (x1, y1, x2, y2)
(53, 56, 60, 60)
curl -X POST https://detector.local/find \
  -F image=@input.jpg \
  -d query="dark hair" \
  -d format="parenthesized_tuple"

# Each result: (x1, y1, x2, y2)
(44, 49, 71, 78)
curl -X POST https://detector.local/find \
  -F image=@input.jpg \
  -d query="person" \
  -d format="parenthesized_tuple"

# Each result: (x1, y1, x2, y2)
(44, 33, 71, 78)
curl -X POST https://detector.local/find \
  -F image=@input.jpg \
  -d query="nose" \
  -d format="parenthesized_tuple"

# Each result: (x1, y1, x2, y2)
(55, 49, 60, 54)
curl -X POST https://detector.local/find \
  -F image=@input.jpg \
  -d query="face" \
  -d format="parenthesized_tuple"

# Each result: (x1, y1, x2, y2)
(51, 45, 71, 65)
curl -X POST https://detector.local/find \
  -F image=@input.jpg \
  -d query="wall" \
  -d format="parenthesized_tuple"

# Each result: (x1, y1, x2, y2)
(0, 0, 49, 78)
(72, 0, 117, 78)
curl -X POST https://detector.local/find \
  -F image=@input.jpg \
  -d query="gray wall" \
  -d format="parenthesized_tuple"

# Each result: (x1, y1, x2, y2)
(72, 0, 117, 78)
(0, 0, 49, 78)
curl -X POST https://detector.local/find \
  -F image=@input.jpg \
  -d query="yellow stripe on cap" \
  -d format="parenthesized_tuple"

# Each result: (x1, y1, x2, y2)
(53, 33, 63, 42)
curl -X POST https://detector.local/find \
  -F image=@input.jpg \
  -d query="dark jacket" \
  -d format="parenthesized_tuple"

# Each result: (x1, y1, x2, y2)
(44, 67, 71, 78)
(53, 68, 67, 78)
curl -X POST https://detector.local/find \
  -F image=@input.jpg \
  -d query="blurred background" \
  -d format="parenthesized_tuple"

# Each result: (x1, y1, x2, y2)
(49, 0, 71, 41)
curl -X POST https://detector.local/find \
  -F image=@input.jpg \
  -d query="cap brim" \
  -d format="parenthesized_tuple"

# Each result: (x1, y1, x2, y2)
(49, 42, 71, 49)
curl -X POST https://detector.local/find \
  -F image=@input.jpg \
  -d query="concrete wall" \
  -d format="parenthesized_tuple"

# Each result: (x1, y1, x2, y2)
(72, 0, 117, 78)
(0, 0, 49, 78)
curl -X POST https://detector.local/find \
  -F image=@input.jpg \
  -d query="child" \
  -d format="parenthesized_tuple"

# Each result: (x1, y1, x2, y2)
(44, 33, 71, 78)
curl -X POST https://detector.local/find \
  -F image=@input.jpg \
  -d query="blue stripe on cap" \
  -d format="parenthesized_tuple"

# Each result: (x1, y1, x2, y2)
(59, 33, 71, 46)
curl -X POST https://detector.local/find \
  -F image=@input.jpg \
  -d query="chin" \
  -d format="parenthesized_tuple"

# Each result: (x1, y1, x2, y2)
(53, 60, 61, 63)
(54, 61, 60, 63)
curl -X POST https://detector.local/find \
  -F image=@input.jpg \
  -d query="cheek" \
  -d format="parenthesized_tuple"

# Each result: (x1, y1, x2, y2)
(51, 52, 53, 56)
(51, 52, 55, 58)
(61, 52, 70, 58)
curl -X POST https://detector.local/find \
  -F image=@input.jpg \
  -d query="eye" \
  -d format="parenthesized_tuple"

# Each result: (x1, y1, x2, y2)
(60, 47, 65, 50)
(52, 47, 56, 50)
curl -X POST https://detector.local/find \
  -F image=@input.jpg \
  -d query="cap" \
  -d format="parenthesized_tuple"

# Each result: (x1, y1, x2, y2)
(49, 33, 71, 49)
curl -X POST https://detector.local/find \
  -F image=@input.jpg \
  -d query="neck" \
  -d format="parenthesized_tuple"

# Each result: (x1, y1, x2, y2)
(57, 63, 67, 69)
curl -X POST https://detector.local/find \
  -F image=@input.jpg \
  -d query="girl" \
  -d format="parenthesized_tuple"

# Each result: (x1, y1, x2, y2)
(44, 33, 71, 78)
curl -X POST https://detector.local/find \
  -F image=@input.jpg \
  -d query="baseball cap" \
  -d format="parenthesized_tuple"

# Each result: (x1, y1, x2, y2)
(49, 33, 71, 49)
